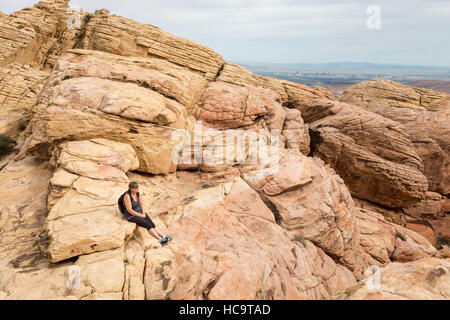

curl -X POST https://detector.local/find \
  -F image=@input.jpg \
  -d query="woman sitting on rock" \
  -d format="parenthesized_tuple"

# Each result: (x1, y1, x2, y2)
(122, 181, 172, 245)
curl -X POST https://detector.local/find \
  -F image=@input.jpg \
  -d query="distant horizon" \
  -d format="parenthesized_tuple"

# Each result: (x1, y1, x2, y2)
(235, 60, 450, 69)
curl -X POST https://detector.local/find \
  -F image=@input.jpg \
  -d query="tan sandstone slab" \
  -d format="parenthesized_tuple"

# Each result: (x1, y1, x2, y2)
(331, 257, 450, 300)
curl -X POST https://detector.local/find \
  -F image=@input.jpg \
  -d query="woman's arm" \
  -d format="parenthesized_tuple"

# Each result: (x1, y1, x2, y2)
(139, 195, 148, 216)
(124, 194, 145, 218)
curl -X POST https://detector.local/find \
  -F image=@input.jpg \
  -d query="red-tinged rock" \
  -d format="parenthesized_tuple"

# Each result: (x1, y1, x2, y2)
(281, 108, 310, 155)
(403, 191, 443, 219)
(242, 150, 364, 277)
(193, 81, 284, 130)
(431, 215, 450, 240)
(340, 79, 450, 195)
(405, 223, 437, 247)
(306, 100, 428, 208)
(356, 209, 437, 266)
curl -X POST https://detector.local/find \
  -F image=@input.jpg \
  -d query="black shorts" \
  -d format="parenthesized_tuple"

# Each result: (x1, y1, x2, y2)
(126, 213, 156, 230)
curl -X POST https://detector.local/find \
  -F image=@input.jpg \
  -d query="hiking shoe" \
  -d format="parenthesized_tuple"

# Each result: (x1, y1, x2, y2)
(160, 235, 172, 245)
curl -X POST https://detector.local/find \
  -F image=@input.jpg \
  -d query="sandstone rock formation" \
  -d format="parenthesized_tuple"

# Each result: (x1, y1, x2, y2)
(0, 65, 49, 139)
(353, 197, 406, 226)
(432, 218, 450, 251)
(356, 209, 437, 266)
(0, 152, 360, 299)
(45, 138, 138, 262)
(305, 99, 428, 208)
(78, 9, 224, 81)
(402, 191, 448, 249)
(405, 222, 437, 247)
(216, 62, 289, 104)
(193, 81, 284, 130)
(142, 175, 357, 299)
(216, 62, 336, 109)
(340, 79, 450, 196)
(404, 192, 444, 219)
(443, 198, 450, 214)
(218, 64, 429, 210)
(16, 49, 200, 174)
(242, 150, 364, 276)
(0, 0, 83, 69)
(332, 257, 450, 300)
(0, 157, 52, 288)
(281, 108, 310, 155)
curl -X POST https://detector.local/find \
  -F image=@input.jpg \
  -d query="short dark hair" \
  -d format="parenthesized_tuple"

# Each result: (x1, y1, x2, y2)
(128, 181, 139, 190)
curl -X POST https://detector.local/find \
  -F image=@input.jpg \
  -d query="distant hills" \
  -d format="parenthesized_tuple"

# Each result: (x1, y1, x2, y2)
(235, 61, 450, 93)
(236, 61, 450, 79)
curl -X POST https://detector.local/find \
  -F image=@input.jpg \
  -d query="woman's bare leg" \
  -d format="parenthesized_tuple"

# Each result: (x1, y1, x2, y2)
(153, 228, 165, 238)
(148, 228, 161, 240)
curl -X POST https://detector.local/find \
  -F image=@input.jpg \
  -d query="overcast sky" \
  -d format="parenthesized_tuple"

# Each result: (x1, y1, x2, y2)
(2, 0, 449, 66)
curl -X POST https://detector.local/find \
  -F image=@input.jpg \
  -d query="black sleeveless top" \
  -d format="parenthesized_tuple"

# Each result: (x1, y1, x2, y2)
(124, 191, 142, 219)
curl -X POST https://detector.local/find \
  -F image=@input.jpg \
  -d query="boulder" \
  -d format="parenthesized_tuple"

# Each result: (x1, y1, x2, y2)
(193, 81, 284, 130)
(0, 0, 84, 68)
(403, 192, 443, 219)
(340, 79, 450, 195)
(50, 138, 139, 182)
(331, 257, 450, 300)
(356, 209, 437, 266)
(405, 223, 437, 247)
(306, 100, 428, 208)
(0, 65, 49, 139)
(17, 51, 194, 174)
(282, 81, 337, 111)
(241, 150, 364, 276)
(143, 176, 357, 299)
(353, 197, 406, 226)
(45, 138, 139, 262)
(50, 77, 185, 126)
(74, 248, 125, 297)
(78, 10, 224, 81)
(3, 248, 126, 300)
(281, 108, 310, 155)
(46, 177, 135, 263)
(52, 49, 207, 111)
(123, 240, 146, 300)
